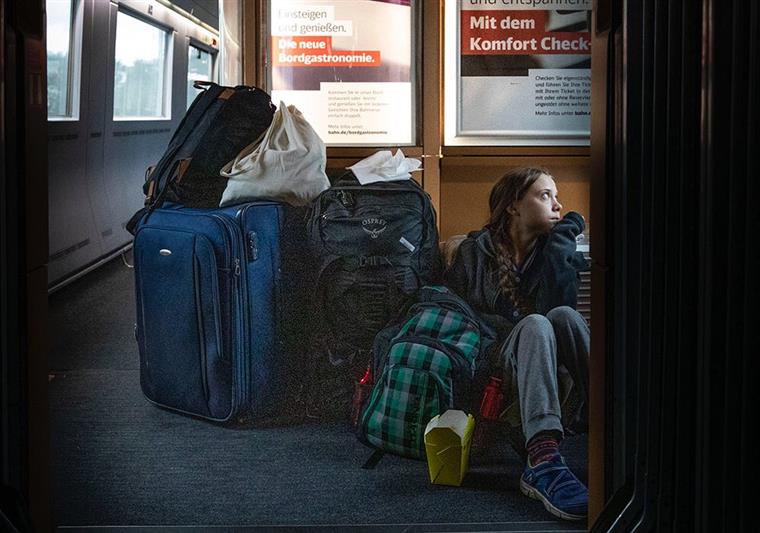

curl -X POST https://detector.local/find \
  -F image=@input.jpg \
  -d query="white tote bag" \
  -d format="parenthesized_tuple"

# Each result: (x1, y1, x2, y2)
(219, 102, 329, 207)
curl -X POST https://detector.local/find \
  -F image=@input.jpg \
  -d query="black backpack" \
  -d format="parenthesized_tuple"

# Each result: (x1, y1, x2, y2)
(303, 173, 442, 416)
(308, 173, 442, 355)
(127, 82, 275, 233)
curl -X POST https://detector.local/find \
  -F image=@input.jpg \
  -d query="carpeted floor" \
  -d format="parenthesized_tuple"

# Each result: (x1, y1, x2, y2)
(48, 256, 587, 530)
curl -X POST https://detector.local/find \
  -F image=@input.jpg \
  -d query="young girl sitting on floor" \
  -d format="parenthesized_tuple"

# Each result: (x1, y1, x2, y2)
(445, 167, 590, 521)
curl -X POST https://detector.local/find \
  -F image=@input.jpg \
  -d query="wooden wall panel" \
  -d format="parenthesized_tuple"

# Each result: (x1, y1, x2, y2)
(440, 156, 591, 239)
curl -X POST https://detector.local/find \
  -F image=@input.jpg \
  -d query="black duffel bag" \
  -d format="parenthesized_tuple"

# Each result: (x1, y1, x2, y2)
(127, 81, 275, 232)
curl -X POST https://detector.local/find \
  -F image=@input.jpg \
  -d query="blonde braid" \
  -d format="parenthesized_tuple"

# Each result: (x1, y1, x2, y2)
(494, 240, 531, 317)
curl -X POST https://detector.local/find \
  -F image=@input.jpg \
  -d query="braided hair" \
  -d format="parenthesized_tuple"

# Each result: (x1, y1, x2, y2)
(487, 167, 552, 316)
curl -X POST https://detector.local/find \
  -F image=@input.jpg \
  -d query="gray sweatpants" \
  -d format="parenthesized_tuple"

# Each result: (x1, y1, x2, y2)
(498, 306, 590, 443)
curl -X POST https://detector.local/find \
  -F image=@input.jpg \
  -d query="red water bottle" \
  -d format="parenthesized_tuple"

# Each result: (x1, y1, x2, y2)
(473, 376, 504, 450)
(480, 376, 505, 420)
(351, 365, 372, 427)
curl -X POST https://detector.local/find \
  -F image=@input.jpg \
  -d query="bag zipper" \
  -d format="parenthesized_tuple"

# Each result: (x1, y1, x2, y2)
(214, 213, 247, 417)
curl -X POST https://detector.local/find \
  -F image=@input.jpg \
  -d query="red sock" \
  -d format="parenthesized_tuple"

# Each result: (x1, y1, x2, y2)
(526, 432, 560, 466)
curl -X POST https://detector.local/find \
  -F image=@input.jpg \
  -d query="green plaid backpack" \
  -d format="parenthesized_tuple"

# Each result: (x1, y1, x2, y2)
(357, 286, 496, 460)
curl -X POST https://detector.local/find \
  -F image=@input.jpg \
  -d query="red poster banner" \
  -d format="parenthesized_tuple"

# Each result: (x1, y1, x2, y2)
(460, 10, 590, 56)
(272, 36, 381, 67)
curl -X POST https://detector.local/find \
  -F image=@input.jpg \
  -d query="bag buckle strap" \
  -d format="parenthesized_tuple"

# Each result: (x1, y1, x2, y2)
(337, 190, 355, 207)
(144, 180, 156, 206)
(175, 158, 192, 184)
(358, 255, 388, 268)
(143, 166, 157, 206)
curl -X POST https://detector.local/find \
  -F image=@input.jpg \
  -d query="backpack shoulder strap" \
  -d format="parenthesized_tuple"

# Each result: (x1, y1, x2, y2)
(126, 84, 228, 234)
(361, 449, 385, 469)
(147, 83, 226, 203)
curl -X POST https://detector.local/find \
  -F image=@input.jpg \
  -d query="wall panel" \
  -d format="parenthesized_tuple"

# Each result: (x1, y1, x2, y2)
(440, 156, 590, 239)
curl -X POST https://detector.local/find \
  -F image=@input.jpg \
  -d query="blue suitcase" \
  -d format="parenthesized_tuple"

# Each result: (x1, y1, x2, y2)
(133, 201, 311, 422)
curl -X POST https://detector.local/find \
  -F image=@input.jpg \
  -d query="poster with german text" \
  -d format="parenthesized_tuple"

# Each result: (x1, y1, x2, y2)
(270, 0, 414, 146)
(455, 0, 592, 144)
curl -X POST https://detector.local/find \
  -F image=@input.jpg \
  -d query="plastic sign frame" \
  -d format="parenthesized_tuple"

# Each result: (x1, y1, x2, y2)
(444, 0, 592, 146)
(267, 0, 417, 147)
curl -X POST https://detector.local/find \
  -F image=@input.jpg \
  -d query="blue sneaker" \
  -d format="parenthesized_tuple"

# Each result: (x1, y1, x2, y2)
(519, 454, 588, 521)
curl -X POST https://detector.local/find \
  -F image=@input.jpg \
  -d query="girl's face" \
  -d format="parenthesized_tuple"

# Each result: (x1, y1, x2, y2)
(509, 174, 562, 234)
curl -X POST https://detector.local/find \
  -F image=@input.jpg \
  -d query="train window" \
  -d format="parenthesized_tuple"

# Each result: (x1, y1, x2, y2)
(187, 45, 214, 108)
(46, 0, 83, 119)
(113, 10, 171, 120)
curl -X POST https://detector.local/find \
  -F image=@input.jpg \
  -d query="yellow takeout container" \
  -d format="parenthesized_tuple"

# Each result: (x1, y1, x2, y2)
(424, 409, 475, 486)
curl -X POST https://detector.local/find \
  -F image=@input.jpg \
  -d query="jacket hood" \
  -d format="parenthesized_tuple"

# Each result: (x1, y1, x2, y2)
(469, 227, 548, 260)
(468, 228, 497, 258)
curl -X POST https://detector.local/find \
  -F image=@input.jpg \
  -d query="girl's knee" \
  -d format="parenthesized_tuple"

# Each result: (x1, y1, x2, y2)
(519, 313, 552, 333)
(547, 306, 581, 324)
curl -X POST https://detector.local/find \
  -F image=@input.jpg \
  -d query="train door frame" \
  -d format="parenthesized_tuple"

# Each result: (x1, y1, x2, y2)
(588, 0, 610, 523)
(4, 0, 755, 530)
(1, 0, 51, 529)
(1, 0, 604, 529)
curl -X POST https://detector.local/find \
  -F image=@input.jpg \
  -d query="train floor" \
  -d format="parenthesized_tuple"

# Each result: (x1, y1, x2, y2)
(48, 255, 587, 531)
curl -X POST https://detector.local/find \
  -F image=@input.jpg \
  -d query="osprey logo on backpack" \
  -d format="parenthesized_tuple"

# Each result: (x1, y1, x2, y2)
(362, 218, 387, 239)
